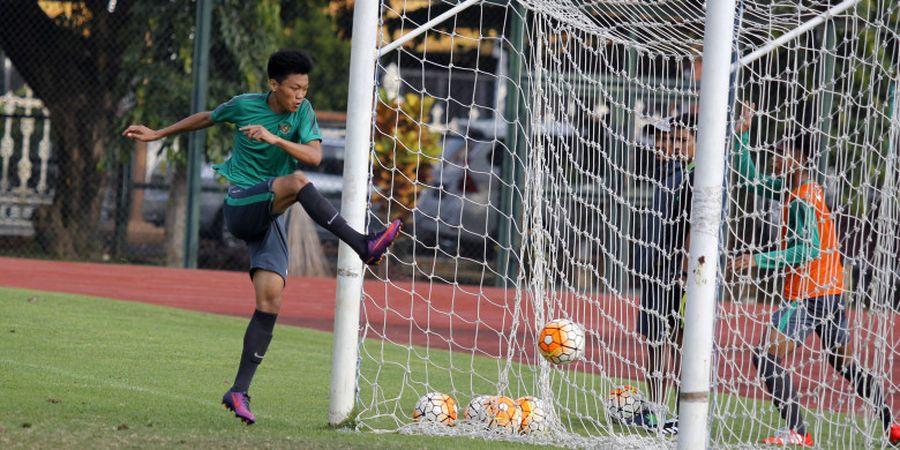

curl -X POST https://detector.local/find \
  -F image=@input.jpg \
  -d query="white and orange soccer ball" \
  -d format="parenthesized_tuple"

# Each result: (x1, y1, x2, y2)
(463, 395, 492, 425)
(516, 396, 548, 435)
(412, 391, 458, 426)
(537, 319, 585, 365)
(485, 395, 523, 432)
(605, 385, 644, 423)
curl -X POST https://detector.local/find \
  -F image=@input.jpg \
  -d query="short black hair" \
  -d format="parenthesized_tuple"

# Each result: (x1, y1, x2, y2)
(267, 49, 314, 82)
(671, 112, 698, 133)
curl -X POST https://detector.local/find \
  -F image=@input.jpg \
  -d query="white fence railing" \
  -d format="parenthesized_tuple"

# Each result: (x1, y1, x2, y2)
(0, 87, 53, 236)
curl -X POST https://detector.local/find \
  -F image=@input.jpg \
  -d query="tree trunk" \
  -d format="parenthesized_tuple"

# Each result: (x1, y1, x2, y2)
(32, 112, 107, 258)
(164, 160, 188, 267)
(0, 1, 131, 259)
(286, 203, 329, 277)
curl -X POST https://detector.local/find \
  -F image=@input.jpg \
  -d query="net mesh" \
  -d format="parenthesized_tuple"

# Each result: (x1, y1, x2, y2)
(355, 1, 900, 448)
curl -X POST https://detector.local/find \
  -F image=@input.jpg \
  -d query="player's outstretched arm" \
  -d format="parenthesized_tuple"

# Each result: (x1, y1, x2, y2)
(733, 104, 783, 199)
(123, 111, 214, 142)
(730, 200, 821, 271)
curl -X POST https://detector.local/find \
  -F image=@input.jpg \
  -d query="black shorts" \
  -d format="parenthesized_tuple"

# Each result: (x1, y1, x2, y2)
(637, 280, 684, 343)
(223, 179, 288, 283)
(771, 294, 849, 350)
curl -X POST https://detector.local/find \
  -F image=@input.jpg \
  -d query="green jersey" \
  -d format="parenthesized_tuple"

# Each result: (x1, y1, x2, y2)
(211, 93, 321, 188)
(733, 132, 822, 270)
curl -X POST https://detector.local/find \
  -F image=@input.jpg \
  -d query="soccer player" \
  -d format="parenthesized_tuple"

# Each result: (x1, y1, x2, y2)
(123, 49, 401, 425)
(731, 122, 900, 446)
(631, 112, 698, 435)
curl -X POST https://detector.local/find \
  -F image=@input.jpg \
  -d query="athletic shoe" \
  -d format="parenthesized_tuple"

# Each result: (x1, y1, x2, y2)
(661, 417, 678, 435)
(222, 390, 256, 425)
(365, 219, 402, 265)
(761, 429, 814, 447)
(624, 409, 678, 435)
(623, 408, 658, 430)
(889, 423, 900, 445)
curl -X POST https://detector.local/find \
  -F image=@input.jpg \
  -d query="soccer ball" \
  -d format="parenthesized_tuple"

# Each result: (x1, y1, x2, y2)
(605, 385, 644, 423)
(516, 396, 548, 435)
(463, 395, 492, 425)
(485, 396, 523, 432)
(412, 391, 458, 426)
(537, 319, 585, 365)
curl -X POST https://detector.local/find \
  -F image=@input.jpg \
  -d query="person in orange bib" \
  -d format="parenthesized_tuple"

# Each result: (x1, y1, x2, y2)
(731, 126, 900, 447)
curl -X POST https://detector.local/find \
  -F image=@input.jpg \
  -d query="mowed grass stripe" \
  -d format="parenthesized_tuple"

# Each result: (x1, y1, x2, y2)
(0, 287, 881, 449)
(0, 288, 546, 449)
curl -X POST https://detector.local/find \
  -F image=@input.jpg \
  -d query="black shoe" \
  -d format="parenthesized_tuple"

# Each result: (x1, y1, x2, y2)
(661, 417, 678, 435)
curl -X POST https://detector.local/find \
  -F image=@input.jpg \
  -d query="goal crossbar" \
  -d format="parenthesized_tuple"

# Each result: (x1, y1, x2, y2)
(731, 0, 861, 71)
(377, 0, 482, 57)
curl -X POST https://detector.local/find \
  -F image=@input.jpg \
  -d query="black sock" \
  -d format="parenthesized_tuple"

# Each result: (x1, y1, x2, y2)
(754, 351, 806, 435)
(231, 310, 277, 393)
(837, 360, 893, 431)
(296, 183, 367, 256)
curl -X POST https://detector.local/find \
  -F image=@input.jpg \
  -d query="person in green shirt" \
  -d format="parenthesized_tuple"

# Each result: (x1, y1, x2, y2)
(123, 49, 401, 425)
(730, 106, 899, 446)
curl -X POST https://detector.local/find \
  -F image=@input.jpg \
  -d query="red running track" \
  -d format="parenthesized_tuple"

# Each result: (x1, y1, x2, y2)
(1, 256, 897, 415)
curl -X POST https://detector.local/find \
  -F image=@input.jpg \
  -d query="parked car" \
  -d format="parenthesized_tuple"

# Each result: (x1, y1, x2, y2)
(413, 135, 505, 257)
(141, 136, 345, 245)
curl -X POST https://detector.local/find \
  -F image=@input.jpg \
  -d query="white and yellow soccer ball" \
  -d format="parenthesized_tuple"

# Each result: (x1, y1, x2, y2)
(463, 395, 492, 425)
(537, 319, 585, 365)
(605, 385, 644, 423)
(412, 391, 458, 426)
(485, 395, 523, 433)
(516, 396, 549, 435)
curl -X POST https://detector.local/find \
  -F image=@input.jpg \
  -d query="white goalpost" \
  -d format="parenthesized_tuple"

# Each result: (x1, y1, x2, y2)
(328, 0, 380, 426)
(677, 0, 736, 446)
(332, 0, 900, 448)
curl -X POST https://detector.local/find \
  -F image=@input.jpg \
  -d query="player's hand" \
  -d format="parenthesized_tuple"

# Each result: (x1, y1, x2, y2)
(735, 102, 755, 134)
(122, 125, 162, 142)
(239, 125, 279, 145)
(730, 254, 756, 271)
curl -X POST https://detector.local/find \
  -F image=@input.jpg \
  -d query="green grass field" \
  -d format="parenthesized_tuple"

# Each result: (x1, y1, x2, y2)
(0, 288, 548, 449)
(0, 287, 885, 449)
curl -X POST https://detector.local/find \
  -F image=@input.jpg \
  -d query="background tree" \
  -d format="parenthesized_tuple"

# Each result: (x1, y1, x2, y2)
(130, 0, 350, 268)
(0, 0, 351, 267)
(0, 1, 133, 258)
(372, 88, 442, 223)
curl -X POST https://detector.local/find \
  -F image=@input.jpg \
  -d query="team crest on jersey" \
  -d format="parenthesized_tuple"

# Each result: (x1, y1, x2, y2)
(278, 122, 291, 134)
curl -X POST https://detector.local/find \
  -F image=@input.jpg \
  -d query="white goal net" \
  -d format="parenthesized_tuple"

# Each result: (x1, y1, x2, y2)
(352, 1, 900, 448)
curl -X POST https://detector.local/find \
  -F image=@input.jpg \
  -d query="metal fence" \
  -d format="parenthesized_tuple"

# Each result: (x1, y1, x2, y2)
(0, 88, 53, 238)
(0, 2, 359, 273)
(0, 1, 513, 279)
(0, 2, 701, 287)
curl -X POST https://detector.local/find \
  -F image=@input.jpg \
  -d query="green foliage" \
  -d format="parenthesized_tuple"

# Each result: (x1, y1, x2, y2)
(217, 0, 281, 92)
(843, 1, 900, 212)
(279, 2, 351, 112)
(122, 0, 351, 166)
(372, 89, 444, 222)
(739, 6, 899, 214)
(119, 2, 197, 166)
